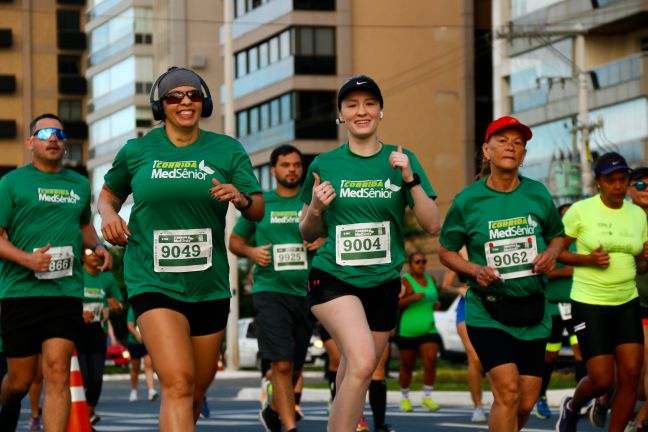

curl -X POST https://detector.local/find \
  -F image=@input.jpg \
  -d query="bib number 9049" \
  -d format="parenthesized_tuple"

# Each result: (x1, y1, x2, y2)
(153, 228, 212, 273)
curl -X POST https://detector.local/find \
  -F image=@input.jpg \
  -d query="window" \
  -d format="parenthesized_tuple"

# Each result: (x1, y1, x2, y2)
(58, 55, 82, 75)
(260, 103, 270, 130)
(235, 92, 294, 137)
(297, 28, 314, 55)
(296, 26, 335, 56)
(259, 42, 269, 68)
(57, 10, 80, 31)
(314, 27, 334, 55)
(270, 99, 280, 127)
(237, 111, 248, 137)
(236, 51, 247, 78)
(59, 100, 82, 121)
(249, 107, 259, 134)
(280, 94, 292, 122)
(279, 30, 291, 59)
(269, 37, 279, 63)
(248, 46, 258, 73)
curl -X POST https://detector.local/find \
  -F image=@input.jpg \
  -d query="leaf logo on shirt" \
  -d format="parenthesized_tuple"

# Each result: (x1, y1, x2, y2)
(385, 178, 401, 192)
(527, 214, 538, 228)
(199, 160, 215, 175)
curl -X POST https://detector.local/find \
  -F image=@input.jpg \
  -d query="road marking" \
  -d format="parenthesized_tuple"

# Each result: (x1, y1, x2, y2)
(439, 423, 555, 431)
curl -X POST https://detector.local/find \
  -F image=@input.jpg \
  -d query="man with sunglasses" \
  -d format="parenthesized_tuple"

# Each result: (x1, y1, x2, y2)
(628, 167, 648, 430)
(0, 113, 111, 432)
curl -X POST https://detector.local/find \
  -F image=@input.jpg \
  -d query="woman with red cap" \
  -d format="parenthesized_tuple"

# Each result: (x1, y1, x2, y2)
(439, 116, 565, 431)
(555, 152, 648, 432)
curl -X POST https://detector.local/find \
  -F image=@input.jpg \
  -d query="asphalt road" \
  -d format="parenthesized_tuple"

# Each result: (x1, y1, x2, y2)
(15, 376, 602, 431)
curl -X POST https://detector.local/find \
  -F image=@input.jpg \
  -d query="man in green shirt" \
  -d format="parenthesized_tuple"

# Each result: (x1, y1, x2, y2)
(0, 114, 112, 432)
(230, 145, 322, 432)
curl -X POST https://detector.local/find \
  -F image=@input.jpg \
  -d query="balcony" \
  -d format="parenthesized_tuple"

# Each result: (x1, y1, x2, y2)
(58, 31, 87, 50)
(88, 33, 134, 67)
(65, 121, 88, 140)
(59, 76, 87, 95)
(86, 0, 121, 21)
(0, 29, 12, 48)
(293, 0, 335, 10)
(0, 120, 17, 139)
(238, 117, 336, 153)
(592, 54, 643, 89)
(0, 75, 16, 93)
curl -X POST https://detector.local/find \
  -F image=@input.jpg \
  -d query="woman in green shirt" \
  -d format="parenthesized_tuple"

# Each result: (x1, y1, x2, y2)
(98, 67, 263, 431)
(439, 116, 564, 432)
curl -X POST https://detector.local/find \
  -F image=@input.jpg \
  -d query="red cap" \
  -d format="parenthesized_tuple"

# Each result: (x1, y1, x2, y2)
(484, 116, 532, 143)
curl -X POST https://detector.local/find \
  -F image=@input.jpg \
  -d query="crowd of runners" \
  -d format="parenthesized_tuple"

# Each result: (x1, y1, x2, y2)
(0, 67, 647, 432)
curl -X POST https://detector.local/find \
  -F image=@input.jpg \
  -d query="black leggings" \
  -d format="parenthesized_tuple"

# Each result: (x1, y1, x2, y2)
(77, 323, 107, 408)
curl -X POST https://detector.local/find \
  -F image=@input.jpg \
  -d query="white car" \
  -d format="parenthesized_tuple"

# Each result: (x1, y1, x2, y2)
(433, 296, 465, 357)
(237, 318, 326, 369)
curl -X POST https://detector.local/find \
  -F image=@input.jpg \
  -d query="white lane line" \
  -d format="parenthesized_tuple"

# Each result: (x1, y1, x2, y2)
(439, 423, 555, 431)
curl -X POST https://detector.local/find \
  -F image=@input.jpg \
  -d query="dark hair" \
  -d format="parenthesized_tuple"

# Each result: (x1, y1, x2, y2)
(477, 156, 491, 180)
(408, 251, 425, 263)
(30, 113, 64, 135)
(557, 203, 572, 215)
(270, 145, 303, 167)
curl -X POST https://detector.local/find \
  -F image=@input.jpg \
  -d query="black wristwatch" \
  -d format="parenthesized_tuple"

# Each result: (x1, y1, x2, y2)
(236, 193, 253, 211)
(403, 173, 421, 189)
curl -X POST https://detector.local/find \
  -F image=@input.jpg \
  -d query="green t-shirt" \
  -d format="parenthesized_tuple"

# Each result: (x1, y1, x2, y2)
(233, 190, 309, 297)
(104, 128, 261, 302)
(0, 164, 91, 299)
(563, 195, 647, 306)
(440, 176, 564, 340)
(398, 273, 438, 337)
(127, 307, 141, 345)
(82, 267, 123, 324)
(299, 143, 436, 288)
(545, 242, 576, 308)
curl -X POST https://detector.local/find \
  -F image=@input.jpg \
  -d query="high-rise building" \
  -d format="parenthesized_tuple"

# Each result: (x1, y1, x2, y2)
(492, 0, 648, 195)
(0, 0, 88, 177)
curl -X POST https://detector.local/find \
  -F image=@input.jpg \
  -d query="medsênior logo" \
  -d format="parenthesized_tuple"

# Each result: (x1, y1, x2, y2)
(488, 215, 537, 239)
(271, 210, 300, 224)
(38, 188, 81, 203)
(339, 178, 400, 199)
(151, 160, 214, 180)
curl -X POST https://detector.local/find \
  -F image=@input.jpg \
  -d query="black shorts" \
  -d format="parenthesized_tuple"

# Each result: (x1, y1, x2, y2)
(252, 292, 312, 371)
(1, 296, 83, 358)
(77, 323, 106, 355)
(127, 343, 148, 359)
(130, 292, 229, 337)
(395, 333, 442, 351)
(547, 313, 576, 345)
(307, 267, 400, 332)
(317, 324, 332, 343)
(467, 326, 546, 377)
(640, 304, 648, 326)
(571, 298, 643, 362)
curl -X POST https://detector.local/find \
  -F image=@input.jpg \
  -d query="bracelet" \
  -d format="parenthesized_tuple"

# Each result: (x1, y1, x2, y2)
(403, 173, 421, 189)
(235, 193, 253, 211)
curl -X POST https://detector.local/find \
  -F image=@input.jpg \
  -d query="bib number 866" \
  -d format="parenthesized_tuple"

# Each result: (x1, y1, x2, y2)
(160, 244, 201, 258)
(49, 259, 70, 272)
(342, 238, 381, 253)
(492, 251, 528, 266)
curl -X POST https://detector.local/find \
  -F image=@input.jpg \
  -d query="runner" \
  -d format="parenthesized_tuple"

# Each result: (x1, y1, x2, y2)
(628, 167, 648, 430)
(299, 75, 440, 431)
(555, 153, 648, 432)
(98, 67, 263, 431)
(532, 203, 584, 420)
(439, 116, 565, 431)
(230, 144, 322, 432)
(78, 247, 123, 425)
(397, 252, 441, 413)
(126, 306, 157, 402)
(0, 113, 112, 432)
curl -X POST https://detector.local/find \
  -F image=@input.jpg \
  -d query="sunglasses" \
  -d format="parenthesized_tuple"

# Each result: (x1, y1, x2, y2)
(631, 181, 647, 191)
(34, 128, 67, 141)
(412, 259, 427, 264)
(163, 90, 203, 105)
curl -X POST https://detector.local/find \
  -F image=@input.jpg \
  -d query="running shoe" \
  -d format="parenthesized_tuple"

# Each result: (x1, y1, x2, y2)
(589, 398, 609, 428)
(295, 404, 304, 421)
(89, 414, 101, 425)
(471, 407, 487, 422)
(28, 416, 42, 431)
(422, 397, 440, 412)
(260, 377, 269, 408)
(555, 396, 579, 432)
(534, 395, 552, 419)
(356, 415, 369, 432)
(259, 405, 281, 432)
(625, 420, 638, 432)
(148, 388, 158, 401)
(128, 389, 138, 402)
(374, 423, 396, 432)
(579, 399, 593, 416)
(400, 399, 413, 412)
(200, 399, 210, 419)
(326, 399, 333, 415)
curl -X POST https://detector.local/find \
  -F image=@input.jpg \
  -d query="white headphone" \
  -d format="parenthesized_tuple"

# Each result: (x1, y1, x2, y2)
(380, 111, 384, 119)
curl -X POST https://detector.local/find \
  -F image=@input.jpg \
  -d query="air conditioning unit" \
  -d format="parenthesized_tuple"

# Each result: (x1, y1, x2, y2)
(190, 55, 207, 69)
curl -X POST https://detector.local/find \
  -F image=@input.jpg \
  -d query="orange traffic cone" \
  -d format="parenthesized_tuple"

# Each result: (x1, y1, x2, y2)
(67, 349, 92, 432)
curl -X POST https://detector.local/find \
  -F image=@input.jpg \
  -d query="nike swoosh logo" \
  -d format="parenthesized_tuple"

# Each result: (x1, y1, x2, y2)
(612, 161, 619, 165)
(356, 81, 367, 85)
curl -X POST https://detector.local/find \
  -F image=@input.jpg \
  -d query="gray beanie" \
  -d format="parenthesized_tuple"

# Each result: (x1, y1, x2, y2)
(157, 68, 202, 97)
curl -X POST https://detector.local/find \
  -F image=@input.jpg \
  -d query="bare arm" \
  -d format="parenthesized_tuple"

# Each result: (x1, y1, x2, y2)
(409, 186, 440, 235)
(98, 185, 131, 246)
(397, 278, 423, 309)
(439, 246, 500, 288)
(209, 179, 265, 222)
(80, 223, 112, 271)
(0, 227, 52, 272)
(300, 172, 335, 242)
(558, 236, 609, 269)
(228, 232, 271, 267)
(127, 321, 142, 343)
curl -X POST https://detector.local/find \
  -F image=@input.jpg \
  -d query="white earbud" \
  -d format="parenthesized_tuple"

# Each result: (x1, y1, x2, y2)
(336, 118, 345, 125)
(379, 111, 384, 119)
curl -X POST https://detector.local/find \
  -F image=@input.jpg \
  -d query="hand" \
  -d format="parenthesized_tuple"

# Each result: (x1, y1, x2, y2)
(107, 297, 123, 311)
(643, 241, 648, 261)
(533, 250, 558, 274)
(310, 173, 335, 214)
(82, 311, 94, 324)
(95, 245, 113, 271)
(414, 292, 425, 301)
(588, 245, 610, 269)
(304, 237, 326, 251)
(250, 244, 272, 267)
(388, 145, 414, 182)
(399, 283, 407, 299)
(101, 212, 131, 246)
(135, 332, 143, 343)
(27, 244, 52, 272)
(210, 179, 247, 208)
(475, 265, 501, 287)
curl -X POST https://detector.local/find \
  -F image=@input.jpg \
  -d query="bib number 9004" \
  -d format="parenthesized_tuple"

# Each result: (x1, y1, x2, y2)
(335, 222, 391, 266)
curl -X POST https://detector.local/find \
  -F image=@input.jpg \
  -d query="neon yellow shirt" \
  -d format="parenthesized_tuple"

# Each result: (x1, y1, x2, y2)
(563, 195, 647, 306)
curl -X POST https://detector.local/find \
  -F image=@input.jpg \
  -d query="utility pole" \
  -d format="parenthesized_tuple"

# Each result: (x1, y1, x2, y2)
(495, 23, 593, 197)
(223, 0, 239, 371)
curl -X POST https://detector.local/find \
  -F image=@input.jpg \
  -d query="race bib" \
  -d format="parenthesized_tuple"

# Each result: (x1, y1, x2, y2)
(34, 246, 73, 280)
(83, 302, 104, 323)
(335, 222, 391, 266)
(273, 244, 307, 271)
(484, 236, 538, 280)
(558, 302, 572, 320)
(153, 228, 212, 273)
